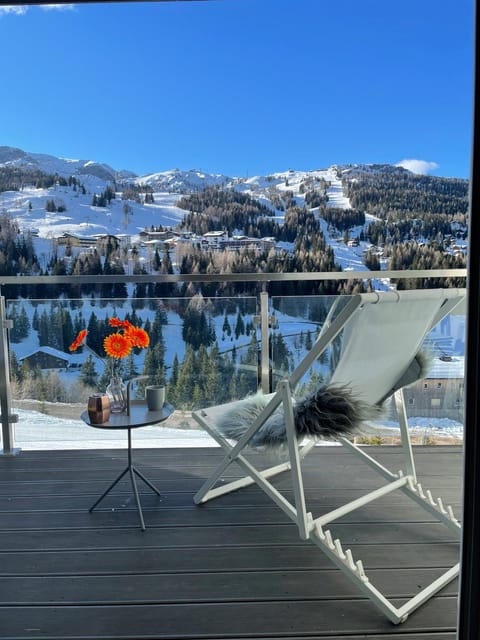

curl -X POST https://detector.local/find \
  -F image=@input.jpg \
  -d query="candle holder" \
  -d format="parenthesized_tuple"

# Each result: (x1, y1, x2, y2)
(87, 394, 110, 424)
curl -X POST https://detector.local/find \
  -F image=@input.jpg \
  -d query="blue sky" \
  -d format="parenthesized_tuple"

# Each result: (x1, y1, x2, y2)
(0, 0, 474, 178)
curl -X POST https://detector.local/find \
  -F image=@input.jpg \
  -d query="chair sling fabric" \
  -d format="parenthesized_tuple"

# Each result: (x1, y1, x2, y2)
(193, 288, 465, 624)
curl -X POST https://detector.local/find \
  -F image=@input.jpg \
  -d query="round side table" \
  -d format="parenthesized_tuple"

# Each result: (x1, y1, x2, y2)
(81, 402, 173, 530)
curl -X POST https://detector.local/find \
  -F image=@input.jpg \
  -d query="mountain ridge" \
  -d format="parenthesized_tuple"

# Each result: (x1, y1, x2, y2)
(0, 145, 136, 184)
(1, 145, 455, 195)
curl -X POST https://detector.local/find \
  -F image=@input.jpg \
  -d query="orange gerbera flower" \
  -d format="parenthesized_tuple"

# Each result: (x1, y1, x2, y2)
(108, 317, 131, 329)
(104, 333, 132, 359)
(125, 326, 150, 349)
(69, 329, 88, 352)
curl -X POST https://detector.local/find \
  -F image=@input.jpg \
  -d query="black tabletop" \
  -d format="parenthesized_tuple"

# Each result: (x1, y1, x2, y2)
(81, 401, 174, 430)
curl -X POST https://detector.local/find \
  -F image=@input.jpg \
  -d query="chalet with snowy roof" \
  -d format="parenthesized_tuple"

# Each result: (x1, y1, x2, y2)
(19, 347, 72, 370)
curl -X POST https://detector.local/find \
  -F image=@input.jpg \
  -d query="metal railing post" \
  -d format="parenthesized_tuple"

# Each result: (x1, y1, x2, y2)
(0, 294, 19, 456)
(260, 290, 271, 393)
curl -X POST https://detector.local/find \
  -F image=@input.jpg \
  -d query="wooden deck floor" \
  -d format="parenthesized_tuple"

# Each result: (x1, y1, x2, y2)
(0, 444, 462, 639)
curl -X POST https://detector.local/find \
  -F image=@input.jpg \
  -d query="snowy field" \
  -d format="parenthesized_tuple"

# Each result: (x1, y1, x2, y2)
(6, 407, 463, 452)
(10, 408, 218, 450)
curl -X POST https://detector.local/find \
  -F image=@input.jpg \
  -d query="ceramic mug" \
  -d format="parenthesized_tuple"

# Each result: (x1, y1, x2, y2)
(146, 385, 165, 411)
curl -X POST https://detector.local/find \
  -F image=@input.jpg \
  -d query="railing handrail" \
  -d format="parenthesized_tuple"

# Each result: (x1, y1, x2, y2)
(0, 268, 468, 287)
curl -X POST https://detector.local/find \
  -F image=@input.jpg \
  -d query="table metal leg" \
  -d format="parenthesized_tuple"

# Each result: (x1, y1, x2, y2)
(129, 465, 146, 531)
(89, 467, 129, 512)
(89, 426, 161, 530)
(133, 466, 162, 495)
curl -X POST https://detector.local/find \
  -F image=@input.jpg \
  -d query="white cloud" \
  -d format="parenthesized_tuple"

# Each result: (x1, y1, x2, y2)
(0, 4, 76, 16)
(0, 6, 28, 16)
(395, 159, 439, 175)
(40, 4, 76, 11)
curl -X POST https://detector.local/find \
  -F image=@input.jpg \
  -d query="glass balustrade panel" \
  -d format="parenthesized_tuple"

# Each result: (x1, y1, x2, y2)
(271, 293, 466, 445)
(6, 295, 258, 450)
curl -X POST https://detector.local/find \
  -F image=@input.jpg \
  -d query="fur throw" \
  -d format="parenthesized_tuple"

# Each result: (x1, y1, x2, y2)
(216, 385, 382, 447)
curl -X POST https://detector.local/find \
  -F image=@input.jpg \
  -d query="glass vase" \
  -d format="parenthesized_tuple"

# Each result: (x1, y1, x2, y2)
(106, 376, 127, 413)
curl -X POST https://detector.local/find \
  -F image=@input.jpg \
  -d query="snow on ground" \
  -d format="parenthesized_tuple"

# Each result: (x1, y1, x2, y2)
(325, 176, 351, 209)
(374, 416, 463, 440)
(136, 168, 230, 192)
(2, 155, 361, 276)
(3, 184, 186, 240)
(8, 407, 462, 452)
(11, 409, 218, 450)
(234, 167, 351, 209)
(330, 240, 366, 271)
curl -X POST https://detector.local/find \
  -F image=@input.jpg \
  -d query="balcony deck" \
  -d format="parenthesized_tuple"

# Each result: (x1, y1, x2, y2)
(0, 444, 462, 639)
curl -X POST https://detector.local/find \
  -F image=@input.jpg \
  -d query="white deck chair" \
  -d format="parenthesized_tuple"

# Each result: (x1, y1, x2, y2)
(193, 288, 466, 624)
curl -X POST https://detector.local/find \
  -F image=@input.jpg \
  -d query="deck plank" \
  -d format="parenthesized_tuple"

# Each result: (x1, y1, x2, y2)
(0, 598, 459, 638)
(0, 445, 463, 639)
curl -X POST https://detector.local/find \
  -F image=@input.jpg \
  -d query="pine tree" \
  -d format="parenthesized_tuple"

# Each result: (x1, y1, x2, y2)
(142, 342, 166, 386)
(222, 311, 232, 336)
(228, 374, 237, 401)
(175, 346, 196, 407)
(182, 307, 215, 351)
(167, 353, 180, 405)
(49, 305, 64, 351)
(87, 313, 102, 356)
(110, 261, 128, 299)
(305, 330, 313, 351)
(204, 343, 222, 406)
(234, 310, 246, 339)
(37, 309, 50, 346)
(32, 308, 39, 331)
(60, 309, 75, 352)
(124, 352, 139, 381)
(192, 383, 204, 408)
(80, 355, 98, 387)
(9, 351, 22, 383)
(9, 305, 30, 342)
(272, 332, 291, 374)
(152, 248, 161, 271)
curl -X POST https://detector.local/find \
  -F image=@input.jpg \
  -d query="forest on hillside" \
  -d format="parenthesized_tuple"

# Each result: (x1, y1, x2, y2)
(342, 169, 468, 243)
(343, 170, 468, 216)
(9, 296, 324, 410)
(0, 165, 469, 299)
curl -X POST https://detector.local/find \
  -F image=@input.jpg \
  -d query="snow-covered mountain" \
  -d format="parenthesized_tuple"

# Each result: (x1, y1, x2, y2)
(0, 146, 357, 241)
(0, 145, 136, 183)
(136, 168, 231, 192)
(0, 146, 186, 239)
(2, 145, 465, 286)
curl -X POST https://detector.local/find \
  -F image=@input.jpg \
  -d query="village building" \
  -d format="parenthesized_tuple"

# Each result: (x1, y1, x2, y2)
(402, 355, 465, 422)
(56, 232, 126, 249)
(138, 230, 175, 243)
